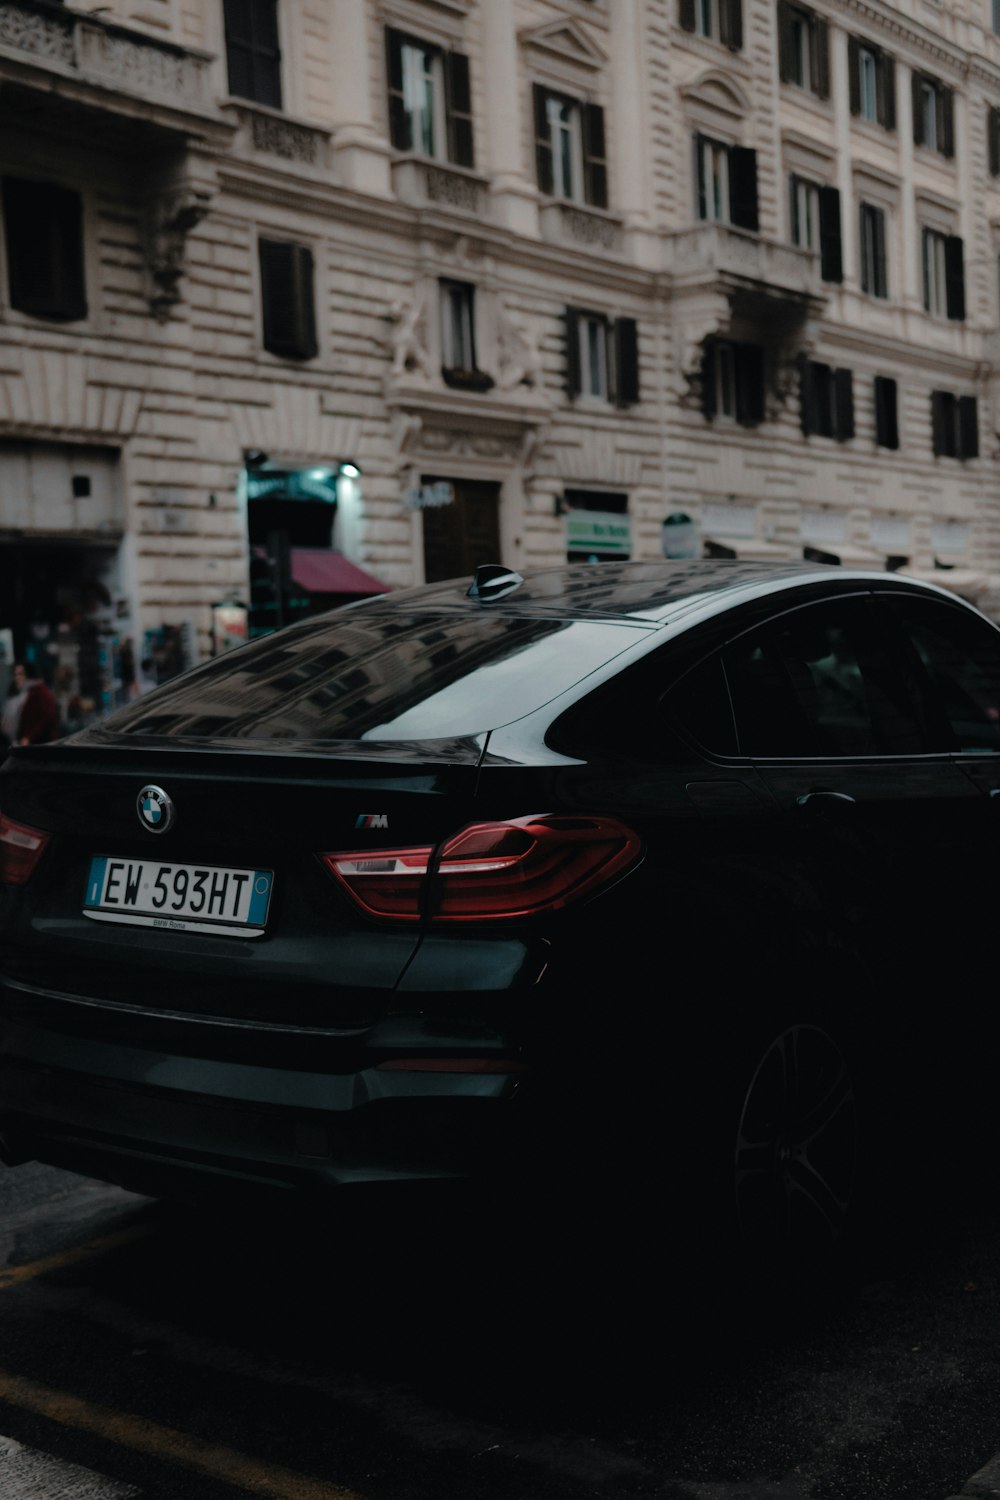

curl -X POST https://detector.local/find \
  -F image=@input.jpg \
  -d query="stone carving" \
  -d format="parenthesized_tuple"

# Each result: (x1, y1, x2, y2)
(86, 31, 205, 101)
(251, 112, 321, 164)
(147, 187, 212, 322)
(0, 1, 75, 65)
(496, 310, 543, 391)
(387, 292, 434, 380)
(562, 207, 621, 251)
(425, 167, 482, 214)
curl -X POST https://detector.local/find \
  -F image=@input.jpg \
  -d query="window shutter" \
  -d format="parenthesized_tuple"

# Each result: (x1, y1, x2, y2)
(818, 186, 843, 283)
(880, 52, 896, 130)
(874, 376, 899, 450)
(564, 307, 581, 398)
(385, 30, 411, 151)
(940, 87, 955, 158)
(582, 103, 608, 209)
(694, 134, 708, 220)
(930, 390, 947, 456)
(729, 147, 759, 231)
(735, 343, 764, 426)
(847, 36, 861, 115)
(959, 395, 979, 459)
(701, 343, 718, 420)
(812, 17, 830, 99)
(614, 318, 640, 407)
(679, 0, 696, 33)
(777, 1, 795, 84)
(259, 239, 317, 360)
(945, 235, 965, 321)
(834, 368, 854, 441)
(912, 71, 924, 146)
(224, 0, 281, 108)
(444, 51, 474, 168)
(3, 178, 88, 322)
(990, 107, 1000, 176)
(534, 85, 554, 196)
(800, 361, 815, 436)
(873, 209, 887, 298)
(720, 0, 743, 51)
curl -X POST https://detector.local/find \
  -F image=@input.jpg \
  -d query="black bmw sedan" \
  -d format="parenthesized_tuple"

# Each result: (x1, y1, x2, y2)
(3, 560, 1000, 1268)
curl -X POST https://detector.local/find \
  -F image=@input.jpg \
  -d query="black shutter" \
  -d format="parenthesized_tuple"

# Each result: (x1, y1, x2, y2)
(880, 51, 896, 130)
(945, 235, 965, 321)
(564, 307, 581, 398)
(930, 390, 947, 456)
(959, 395, 979, 459)
(874, 376, 899, 450)
(582, 103, 608, 209)
(614, 318, 640, 407)
(818, 186, 843, 283)
(3, 178, 87, 322)
(940, 87, 955, 158)
(873, 208, 887, 297)
(912, 72, 924, 146)
(694, 133, 708, 220)
(735, 343, 764, 425)
(679, 0, 696, 32)
(386, 30, 411, 151)
(444, 51, 474, 168)
(224, 0, 281, 108)
(729, 147, 759, 231)
(834, 368, 854, 441)
(812, 17, 830, 99)
(701, 342, 718, 420)
(800, 361, 815, 435)
(259, 239, 317, 360)
(534, 85, 554, 196)
(847, 37, 861, 115)
(720, 0, 743, 51)
(990, 107, 1000, 176)
(778, 0, 794, 83)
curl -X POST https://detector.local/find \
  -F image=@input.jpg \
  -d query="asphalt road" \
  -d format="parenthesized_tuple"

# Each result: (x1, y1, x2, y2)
(1, 1160, 1000, 1499)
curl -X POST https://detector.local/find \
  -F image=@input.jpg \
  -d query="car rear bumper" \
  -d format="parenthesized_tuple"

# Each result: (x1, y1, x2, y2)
(0, 979, 526, 1201)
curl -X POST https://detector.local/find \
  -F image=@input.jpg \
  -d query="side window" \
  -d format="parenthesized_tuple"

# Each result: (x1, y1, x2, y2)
(883, 595, 1000, 752)
(661, 655, 738, 756)
(723, 597, 929, 757)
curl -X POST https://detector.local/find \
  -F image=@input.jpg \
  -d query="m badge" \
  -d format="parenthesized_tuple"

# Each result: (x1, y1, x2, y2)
(355, 814, 389, 830)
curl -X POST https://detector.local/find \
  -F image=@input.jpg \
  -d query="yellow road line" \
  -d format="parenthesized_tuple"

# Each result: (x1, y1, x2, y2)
(0, 1369, 362, 1500)
(0, 1223, 157, 1291)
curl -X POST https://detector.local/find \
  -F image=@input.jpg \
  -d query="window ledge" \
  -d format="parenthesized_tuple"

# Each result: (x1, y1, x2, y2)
(222, 101, 332, 170)
(390, 156, 489, 216)
(441, 367, 495, 392)
(539, 199, 623, 254)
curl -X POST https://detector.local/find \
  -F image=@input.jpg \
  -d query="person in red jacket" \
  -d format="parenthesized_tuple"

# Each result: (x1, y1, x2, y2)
(1, 662, 59, 749)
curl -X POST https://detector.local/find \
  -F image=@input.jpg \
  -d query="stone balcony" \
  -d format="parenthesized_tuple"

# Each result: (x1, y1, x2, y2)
(390, 155, 490, 218)
(665, 224, 825, 303)
(539, 199, 624, 255)
(0, 0, 228, 142)
(223, 101, 333, 175)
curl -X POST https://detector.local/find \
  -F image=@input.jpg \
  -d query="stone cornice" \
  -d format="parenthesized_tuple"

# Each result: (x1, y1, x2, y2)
(830, 0, 1000, 83)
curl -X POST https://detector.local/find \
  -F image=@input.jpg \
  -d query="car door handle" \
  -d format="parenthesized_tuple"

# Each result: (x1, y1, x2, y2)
(795, 791, 857, 809)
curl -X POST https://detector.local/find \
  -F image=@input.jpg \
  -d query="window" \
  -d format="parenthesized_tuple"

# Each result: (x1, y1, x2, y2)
(564, 309, 640, 406)
(886, 596, 1000, 753)
(988, 107, 1000, 177)
(258, 239, 317, 360)
(385, 31, 474, 167)
(859, 202, 888, 299)
(724, 597, 929, 758)
(930, 391, 978, 460)
(694, 135, 759, 230)
(439, 280, 492, 389)
(534, 87, 606, 208)
(874, 376, 899, 450)
(847, 38, 895, 128)
(912, 73, 954, 158)
(223, 0, 281, 108)
(922, 229, 965, 320)
(2, 178, 87, 322)
(993, 0, 1000, 34)
(701, 339, 764, 425)
(678, 0, 743, 49)
(790, 177, 842, 282)
(564, 490, 631, 563)
(777, 0, 829, 98)
(801, 361, 854, 440)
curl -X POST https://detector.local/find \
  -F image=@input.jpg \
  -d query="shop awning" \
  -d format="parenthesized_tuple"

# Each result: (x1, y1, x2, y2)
(289, 549, 391, 596)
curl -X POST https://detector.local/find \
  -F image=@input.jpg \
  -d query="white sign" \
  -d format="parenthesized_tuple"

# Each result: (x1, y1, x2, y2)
(406, 481, 455, 510)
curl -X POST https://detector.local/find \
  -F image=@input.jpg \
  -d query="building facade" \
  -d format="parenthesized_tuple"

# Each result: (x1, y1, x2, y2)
(2, 0, 1000, 719)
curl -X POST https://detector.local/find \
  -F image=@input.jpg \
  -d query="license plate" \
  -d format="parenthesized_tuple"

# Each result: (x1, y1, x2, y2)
(83, 856, 273, 939)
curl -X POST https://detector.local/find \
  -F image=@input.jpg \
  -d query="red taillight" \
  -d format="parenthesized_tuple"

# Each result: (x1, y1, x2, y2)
(0, 813, 50, 886)
(322, 815, 640, 924)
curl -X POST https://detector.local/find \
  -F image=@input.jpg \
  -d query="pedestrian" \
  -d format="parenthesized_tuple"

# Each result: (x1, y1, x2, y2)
(1, 661, 59, 751)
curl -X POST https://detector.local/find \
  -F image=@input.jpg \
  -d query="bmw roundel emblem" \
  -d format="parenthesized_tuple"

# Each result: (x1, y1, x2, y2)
(137, 785, 175, 835)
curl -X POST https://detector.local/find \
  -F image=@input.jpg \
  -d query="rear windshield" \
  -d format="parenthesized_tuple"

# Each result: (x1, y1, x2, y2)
(87, 609, 647, 744)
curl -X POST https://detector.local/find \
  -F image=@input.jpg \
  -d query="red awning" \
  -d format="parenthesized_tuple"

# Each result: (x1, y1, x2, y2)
(289, 549, 391, 596)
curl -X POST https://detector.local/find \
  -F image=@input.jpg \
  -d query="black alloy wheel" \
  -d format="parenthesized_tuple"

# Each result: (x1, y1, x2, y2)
(734, 1023, 859, 1270)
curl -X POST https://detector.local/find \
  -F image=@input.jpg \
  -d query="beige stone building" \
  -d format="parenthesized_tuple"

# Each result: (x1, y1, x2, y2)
(2, 0, 999, 716)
